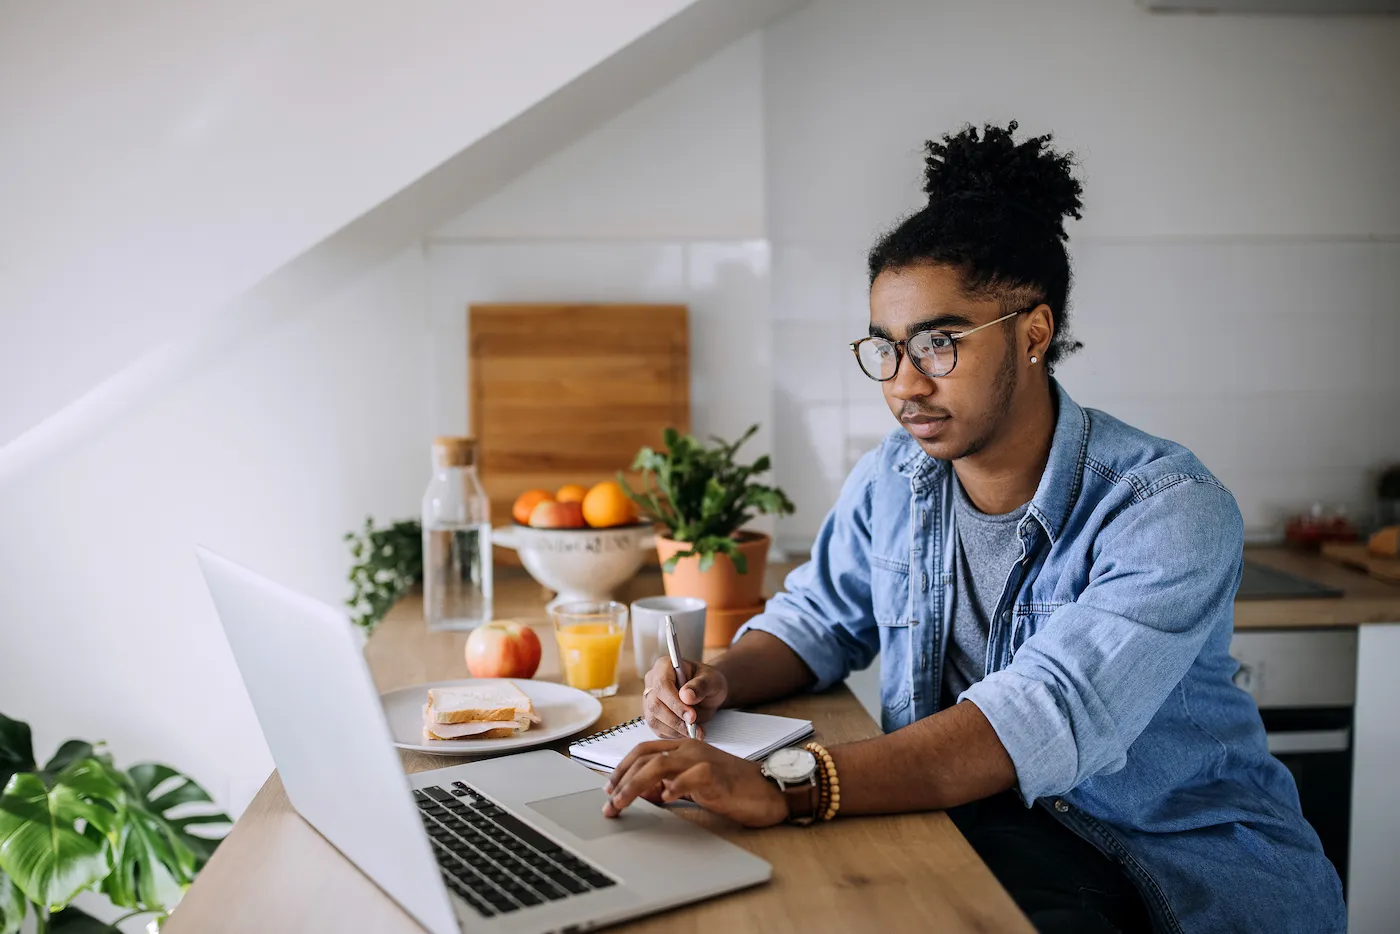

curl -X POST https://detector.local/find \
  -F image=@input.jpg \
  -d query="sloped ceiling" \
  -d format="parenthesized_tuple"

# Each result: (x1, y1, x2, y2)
(0, 0, 806, 478)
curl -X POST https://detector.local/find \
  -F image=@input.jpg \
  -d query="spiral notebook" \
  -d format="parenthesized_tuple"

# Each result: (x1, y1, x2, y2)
(568, 710, 814, 772)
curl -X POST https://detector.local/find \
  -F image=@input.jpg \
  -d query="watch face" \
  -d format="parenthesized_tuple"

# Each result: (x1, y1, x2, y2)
(766, 747, 816, 783)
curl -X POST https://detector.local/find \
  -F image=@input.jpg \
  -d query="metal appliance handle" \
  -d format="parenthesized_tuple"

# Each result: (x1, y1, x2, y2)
(1266, 729, 1351, 755)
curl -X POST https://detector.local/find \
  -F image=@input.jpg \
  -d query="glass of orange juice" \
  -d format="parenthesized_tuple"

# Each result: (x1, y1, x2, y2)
(550, 601, 628, 698)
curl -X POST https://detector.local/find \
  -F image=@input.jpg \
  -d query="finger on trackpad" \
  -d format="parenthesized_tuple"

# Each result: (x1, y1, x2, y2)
(527, 788, 661, 841)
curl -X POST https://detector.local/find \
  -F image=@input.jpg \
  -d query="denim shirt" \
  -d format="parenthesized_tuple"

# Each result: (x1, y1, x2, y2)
(738, 382, 1345, 934)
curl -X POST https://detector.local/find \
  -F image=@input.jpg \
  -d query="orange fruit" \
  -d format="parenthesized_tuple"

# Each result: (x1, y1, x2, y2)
(512, 489, 553, 525)
(556, 484, 588, 504)
(581, 481, 639, 528)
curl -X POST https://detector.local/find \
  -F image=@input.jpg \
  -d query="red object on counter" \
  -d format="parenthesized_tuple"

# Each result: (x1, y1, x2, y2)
(1284, 510, 1358, 550)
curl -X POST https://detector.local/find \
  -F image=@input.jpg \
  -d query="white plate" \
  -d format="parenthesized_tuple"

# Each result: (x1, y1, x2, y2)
(381, 679, 603, 756)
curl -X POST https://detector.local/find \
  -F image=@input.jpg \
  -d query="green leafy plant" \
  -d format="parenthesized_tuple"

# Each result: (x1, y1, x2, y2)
(0, 712, 229, 934)
(621, 425, 794, 574)
(345, 517, 423, 633)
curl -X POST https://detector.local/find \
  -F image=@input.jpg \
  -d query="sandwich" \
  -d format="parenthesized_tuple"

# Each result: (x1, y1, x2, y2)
(422, 681, 542, 741)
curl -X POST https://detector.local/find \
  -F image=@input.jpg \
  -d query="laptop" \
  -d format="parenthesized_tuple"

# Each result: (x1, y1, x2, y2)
(196, 547, 771, 934)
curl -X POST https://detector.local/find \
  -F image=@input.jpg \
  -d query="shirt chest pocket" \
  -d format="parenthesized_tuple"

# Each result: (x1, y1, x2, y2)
(1010, 602, 1067, 657)
(870, 554, 914, 721)
(870, 554, 913, 627)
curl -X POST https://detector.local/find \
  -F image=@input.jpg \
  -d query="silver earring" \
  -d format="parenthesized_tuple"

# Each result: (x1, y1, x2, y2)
(1030, 356, 1038, 364)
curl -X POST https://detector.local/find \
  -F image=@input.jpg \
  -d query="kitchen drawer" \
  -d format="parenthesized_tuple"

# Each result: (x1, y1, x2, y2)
(1229, 629, 1357, 709)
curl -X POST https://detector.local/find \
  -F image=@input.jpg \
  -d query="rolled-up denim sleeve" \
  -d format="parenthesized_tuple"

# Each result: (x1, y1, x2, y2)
(733, 451, 881, 692)
(961, 478, 1244, 804)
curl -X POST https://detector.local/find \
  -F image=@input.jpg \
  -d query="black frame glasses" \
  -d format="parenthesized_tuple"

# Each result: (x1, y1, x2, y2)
(848, 306, 1033, 382)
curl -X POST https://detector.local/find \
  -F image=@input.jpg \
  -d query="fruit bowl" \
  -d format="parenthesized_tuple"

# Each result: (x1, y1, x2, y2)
(493, 523, 654, 610)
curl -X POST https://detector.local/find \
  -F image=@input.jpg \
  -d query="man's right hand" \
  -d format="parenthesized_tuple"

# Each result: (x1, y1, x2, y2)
(643, 655, 728, 739)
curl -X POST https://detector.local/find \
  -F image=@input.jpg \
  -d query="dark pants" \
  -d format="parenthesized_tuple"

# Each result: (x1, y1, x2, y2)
(948, 792, 1154, 934)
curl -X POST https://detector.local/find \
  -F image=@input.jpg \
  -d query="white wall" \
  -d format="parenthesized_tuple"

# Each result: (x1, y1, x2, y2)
(431, 35, 775, 476)
(763, 0, 1400, 543)
(0, 15, 790, 862)
(0, 0, 700, 449)
(0, 246, 431, 818)
(438, 35, 767, 242)
(7, 0, 1395, 862)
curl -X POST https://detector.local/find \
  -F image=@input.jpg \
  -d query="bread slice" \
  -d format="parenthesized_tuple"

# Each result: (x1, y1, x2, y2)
(420, 701, 535, 742)
(427, 682, 532, 724)
(423, 723, 521, 741)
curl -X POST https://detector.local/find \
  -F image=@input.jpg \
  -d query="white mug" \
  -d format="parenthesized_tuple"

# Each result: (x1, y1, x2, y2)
(630, 596, 706, 675)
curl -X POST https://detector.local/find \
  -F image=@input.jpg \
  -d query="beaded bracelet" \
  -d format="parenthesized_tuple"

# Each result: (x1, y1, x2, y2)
(803, 741, 840, 821)
(802, 744, 825, 818)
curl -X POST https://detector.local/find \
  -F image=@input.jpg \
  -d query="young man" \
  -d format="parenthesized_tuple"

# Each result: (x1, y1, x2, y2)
(601, 123, 1345, 934)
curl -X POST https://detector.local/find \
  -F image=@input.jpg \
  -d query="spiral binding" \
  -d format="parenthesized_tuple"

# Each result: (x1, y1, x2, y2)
(572, 716, 645, 746)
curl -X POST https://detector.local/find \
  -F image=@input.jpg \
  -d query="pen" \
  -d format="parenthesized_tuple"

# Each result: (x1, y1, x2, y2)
(663, 615, 698, 740)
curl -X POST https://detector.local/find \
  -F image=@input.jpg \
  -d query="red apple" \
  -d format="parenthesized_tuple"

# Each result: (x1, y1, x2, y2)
(465, 621, 542, 679)
(528, 499, 586, 529)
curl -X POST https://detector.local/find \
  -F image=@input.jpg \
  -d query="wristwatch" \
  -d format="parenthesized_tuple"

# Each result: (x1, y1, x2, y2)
(760, 747, 819, 825)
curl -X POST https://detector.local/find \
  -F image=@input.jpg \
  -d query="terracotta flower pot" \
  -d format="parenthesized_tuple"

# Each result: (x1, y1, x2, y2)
(654, 531, 771, 610)
(702, 600, 767, 649)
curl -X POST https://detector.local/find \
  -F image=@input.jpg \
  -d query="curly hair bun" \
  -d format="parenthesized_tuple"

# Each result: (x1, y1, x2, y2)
(923, 121, 1083, 242)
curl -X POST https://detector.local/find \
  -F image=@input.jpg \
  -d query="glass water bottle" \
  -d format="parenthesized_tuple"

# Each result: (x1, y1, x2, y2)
(421, 436, 493, 630)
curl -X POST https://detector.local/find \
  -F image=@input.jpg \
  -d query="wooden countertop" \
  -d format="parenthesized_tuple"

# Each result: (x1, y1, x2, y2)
(166, 567, 1031, 934)
(1235, 547, 1400, 630)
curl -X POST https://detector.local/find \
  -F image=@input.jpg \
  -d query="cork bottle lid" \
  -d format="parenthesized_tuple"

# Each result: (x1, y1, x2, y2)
(433, 436, 477, 467)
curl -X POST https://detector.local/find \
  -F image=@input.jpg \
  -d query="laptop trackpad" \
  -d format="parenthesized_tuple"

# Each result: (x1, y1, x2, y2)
(527, 788, 661, 841)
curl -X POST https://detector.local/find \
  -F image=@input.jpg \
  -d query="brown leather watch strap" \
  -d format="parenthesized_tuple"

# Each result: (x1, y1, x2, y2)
(782, 776, 819, 825)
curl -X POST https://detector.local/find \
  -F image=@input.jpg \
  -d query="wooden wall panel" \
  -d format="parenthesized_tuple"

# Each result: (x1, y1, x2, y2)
(469, 304, 690, 556)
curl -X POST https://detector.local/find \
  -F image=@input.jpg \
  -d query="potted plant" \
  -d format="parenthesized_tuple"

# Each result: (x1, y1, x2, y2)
(0, 712, 229, 933)
(621, 426, 794, 645)
(344, 517, 423, 634)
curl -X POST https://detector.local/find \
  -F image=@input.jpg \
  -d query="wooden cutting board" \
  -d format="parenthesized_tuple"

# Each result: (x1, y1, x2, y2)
(469, 303, 689, 543)
(1320, 542, 1400, 585)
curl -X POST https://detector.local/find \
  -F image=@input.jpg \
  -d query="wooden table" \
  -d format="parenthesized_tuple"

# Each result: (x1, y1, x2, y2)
(167, 568, 1032, 934)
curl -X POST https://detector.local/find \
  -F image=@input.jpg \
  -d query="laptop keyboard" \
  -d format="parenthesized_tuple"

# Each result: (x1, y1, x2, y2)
(414, 781, 616, 917)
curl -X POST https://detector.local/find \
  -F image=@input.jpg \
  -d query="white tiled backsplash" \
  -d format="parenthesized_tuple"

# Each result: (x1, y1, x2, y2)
(771, 238, 1400, 546)
(426, 238, 780, 539)
(427, 238, 773, 447)
(428, 235, 1398, 551)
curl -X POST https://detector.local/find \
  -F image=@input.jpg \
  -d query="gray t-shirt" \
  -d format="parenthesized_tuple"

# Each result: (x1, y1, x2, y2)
(941, 476, 1028, 708)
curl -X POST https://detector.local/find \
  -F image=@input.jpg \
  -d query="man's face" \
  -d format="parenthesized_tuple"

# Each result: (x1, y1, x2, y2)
(868, 263, 1020, 461)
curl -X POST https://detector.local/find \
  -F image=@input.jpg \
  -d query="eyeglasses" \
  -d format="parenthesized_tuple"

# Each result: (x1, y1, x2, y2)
(848, 306, 1032, 382)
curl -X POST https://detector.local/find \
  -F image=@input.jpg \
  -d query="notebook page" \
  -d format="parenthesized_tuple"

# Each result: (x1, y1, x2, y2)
(702, 711, 814, 761)
(568, 710, 813, 772)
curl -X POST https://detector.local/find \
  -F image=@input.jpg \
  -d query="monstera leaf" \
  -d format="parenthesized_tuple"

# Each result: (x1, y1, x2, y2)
(0, 767, 117, 911)
(0, 712, 228, 928)
(48, 905, 121, 933)
(39, 744, 96, 786)
(0, 715, 35, 795)
(101, 764, 229, 913)
(0, 867, 25, 934)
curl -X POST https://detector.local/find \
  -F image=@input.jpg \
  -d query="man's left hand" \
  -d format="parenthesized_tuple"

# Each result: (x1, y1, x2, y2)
(601, 739, 788, 828)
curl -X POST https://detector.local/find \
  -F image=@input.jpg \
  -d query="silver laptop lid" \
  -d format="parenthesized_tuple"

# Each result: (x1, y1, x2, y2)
(197, 546, 459, 934)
